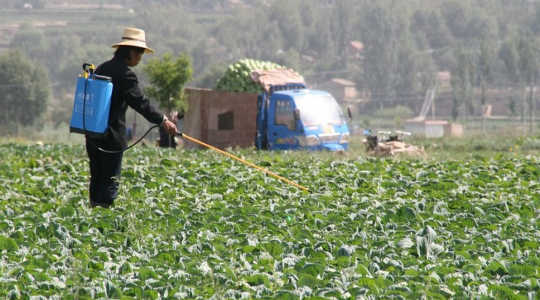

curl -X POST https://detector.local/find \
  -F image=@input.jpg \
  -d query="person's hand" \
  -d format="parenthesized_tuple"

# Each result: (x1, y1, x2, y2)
(161, 116, 178, 136)
(163, 120, 178, 135)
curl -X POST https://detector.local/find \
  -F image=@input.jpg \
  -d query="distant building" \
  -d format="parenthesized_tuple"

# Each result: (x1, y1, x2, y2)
(316, 78, 366, 105)
(405, 120, 448, 138)
(405, 120, 464, 138)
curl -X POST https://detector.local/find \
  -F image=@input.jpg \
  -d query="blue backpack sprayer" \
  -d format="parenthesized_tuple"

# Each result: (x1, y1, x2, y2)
(69, 63, 308, 192)
(70, 63, 113, 135)
(70, 63, 158, 152)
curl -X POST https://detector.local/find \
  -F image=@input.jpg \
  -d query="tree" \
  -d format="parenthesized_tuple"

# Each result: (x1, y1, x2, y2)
(499, 39, 520, 84)
(358, 4, 397, 108)
(477, 39, 495, 106)
(0, 51, 50, 134)
(499, 38, 525, 125)
(9, 24, 48, 63)
(269, 0, 304, 52)
(143, 53, 193, 114)
(426, 11, 454, 50)
(331, 0, 355, 68)
(440, 1, 468, 39)
(194, 63, 226, 89)
(477, 39, 496, 133)
(517, 36, 538, 132)
(500, 35, 539, 130)
(358, 3, 418, 108)
(450, 47, 476, 121)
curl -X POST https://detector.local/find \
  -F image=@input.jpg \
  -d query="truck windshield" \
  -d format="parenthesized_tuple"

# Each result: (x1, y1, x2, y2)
(294, 94, 345, 126)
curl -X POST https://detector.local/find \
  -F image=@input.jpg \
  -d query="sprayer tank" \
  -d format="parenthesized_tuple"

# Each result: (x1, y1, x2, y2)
(69, 76, 113, 134)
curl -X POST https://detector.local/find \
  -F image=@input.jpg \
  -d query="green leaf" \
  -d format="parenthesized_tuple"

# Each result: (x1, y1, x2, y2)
(273, 291, 299, 300)
(0, 235, 18, 251)
(57, 206, 75, 218)
(297, 263, 324, 277)
(246, 274, 269, 286)
(298, 273, 319, 288)
(264, 240, 283, 258)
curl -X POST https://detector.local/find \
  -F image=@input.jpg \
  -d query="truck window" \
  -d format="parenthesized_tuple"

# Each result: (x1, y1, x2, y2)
(274, 99, 296, 130)
(294, 94, 345, 126)
(218, 111, 234, 130)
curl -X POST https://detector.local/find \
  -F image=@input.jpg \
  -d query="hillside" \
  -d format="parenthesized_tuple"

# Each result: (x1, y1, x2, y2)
(1, 0, 540, 130)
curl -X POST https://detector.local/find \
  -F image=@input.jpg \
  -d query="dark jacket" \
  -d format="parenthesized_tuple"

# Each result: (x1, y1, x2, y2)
(88, 56, 164, 150)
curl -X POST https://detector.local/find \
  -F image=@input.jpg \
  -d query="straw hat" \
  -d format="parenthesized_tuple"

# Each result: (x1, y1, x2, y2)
(111, 27, 154, 54)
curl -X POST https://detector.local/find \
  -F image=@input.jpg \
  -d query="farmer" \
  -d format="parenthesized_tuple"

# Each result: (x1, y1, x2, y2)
(86, 27, 178, 208)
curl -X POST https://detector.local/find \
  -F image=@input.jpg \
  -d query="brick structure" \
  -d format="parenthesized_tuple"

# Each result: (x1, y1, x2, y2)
(183, 88, 258, 149)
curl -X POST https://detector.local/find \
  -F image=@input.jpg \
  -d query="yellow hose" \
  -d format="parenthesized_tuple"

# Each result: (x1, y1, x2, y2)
(181, 133, 309, 193)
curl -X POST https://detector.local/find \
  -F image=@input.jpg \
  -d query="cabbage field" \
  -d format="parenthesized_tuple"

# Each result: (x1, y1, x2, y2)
(0, 143, 539, 299)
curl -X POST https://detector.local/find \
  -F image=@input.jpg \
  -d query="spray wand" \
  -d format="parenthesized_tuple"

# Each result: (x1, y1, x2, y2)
(98, 127, 309, 192)
(178, 132, 309, 192)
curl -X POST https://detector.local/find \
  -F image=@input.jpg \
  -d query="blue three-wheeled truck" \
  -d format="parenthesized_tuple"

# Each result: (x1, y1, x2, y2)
(255, 83, 350, 151)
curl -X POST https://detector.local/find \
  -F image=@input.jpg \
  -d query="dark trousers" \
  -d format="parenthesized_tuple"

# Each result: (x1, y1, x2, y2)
(86, 139, 123, 208)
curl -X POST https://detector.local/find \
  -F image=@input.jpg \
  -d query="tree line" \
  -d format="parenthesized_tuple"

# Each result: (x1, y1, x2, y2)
(2, 0, 540, 131)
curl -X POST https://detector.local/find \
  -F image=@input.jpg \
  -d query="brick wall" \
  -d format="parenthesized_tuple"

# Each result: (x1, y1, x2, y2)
(184, 88, 258, 149)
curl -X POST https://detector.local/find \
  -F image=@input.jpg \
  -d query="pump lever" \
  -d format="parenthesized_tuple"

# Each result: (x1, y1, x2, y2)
(82, 63, 95, 71)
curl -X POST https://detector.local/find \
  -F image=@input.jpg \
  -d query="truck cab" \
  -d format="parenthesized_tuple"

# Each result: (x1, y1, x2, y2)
(256, 84, 350, 151)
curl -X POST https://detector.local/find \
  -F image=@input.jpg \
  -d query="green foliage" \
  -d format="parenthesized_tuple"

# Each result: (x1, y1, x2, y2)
(517, 36, 539, 85)
(499, 38, 521, 83)
(450, 47, 476, 120)
(498, 35, 539, 125)
(0, 51, 50, 134)
(357, 2, 422, 106)
(0, 143, 539, 297)
(9, 24, 48, 63)
(4, 0, 540, 132)
(143, 53, 193, 113)
(193, 63, 226, 89)
(478, 38, 496, 106)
